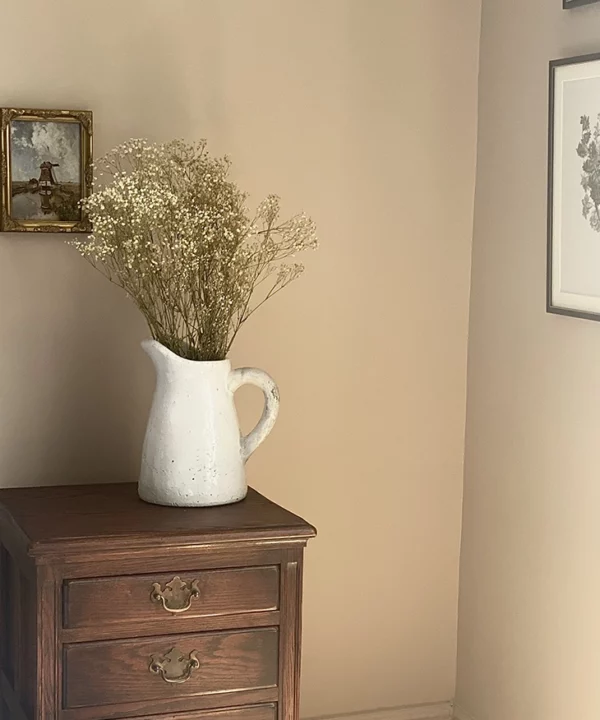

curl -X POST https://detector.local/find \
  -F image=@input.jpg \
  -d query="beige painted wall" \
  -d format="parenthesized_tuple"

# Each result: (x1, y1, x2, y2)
(456, 1, 600, 719)
(0, 1, 480, 716)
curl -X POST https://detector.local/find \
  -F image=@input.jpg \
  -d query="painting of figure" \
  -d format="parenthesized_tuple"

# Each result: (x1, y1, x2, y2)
(0, 109, 92, 233)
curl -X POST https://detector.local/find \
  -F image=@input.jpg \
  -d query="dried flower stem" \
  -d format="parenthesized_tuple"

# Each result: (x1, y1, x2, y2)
(70, 139, 317, 360)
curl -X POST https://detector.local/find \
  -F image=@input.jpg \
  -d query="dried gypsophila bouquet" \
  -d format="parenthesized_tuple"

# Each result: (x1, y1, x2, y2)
(70, 139, 317, 361)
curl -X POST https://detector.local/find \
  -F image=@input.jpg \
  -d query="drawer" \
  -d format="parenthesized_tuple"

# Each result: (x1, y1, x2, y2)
(127, 707, 277, 720)
(63, 628, 279, 709)
(64, 566, 279, 628)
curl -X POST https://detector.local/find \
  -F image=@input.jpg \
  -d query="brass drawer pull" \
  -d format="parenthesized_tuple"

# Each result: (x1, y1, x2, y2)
(149, 648, 200, 684)
(150, 576, 200, 613)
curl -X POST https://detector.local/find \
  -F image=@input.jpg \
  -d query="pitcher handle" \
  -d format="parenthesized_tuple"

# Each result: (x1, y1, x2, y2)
(228, 368, 280, 462)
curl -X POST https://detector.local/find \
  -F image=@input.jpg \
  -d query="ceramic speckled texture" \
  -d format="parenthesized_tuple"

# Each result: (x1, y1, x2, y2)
(138, 340, 280, 507)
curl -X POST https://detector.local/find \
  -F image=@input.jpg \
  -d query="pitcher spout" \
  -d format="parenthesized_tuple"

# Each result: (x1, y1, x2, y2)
(141, 339, 232, 379)
(141, 339, 176, 371)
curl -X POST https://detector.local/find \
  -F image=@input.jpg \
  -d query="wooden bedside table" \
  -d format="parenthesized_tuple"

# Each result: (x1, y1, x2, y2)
(0, 483, 315, 720)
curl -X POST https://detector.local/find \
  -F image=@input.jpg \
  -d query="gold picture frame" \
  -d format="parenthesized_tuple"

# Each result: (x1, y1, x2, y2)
(0, 108, 93, 233)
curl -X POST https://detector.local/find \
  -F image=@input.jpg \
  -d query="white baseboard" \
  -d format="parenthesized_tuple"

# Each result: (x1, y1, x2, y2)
(452, 705, 476, 720)
(304, 701, 453, 720)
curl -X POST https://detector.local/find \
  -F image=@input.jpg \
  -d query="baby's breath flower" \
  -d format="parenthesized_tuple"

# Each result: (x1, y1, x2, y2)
(69, 138, 317, 360)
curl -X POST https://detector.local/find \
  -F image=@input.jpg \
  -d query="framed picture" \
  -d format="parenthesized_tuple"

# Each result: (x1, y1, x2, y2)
(547, 52, 600, 320)
(0, 108, 92, 233)
(564, 0, 600, 8)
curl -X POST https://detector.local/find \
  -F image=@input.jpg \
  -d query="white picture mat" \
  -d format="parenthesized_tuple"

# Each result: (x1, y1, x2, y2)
(551, 59, 600, 315)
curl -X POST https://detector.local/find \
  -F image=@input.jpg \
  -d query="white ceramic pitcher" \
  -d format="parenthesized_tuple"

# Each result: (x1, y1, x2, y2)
(138, 340, 280, 507)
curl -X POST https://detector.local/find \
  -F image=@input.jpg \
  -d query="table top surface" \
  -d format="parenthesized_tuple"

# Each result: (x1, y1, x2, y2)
(0, 482, 315, 553)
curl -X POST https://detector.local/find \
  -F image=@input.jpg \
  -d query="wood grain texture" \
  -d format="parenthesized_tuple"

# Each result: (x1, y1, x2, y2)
(278, 552, 304, 720)
(0, 506, 36, 579)
(36, 564, 58, 719)
(64, 565, 279, 629)
(17, 571, 35, 719)
(58, 546, 285, 580)
(0, 673, 28, 720)
(61, 610, 281, 644)
(124, 705, 278, 720)
(64, 627, 279, 709)
(0, 547, 6, 687)
(61, 687, 279, 720)
(7, 552, 19, 690)
(0, 547, 5, 720)
(0, 482, 314, 720)
(0, 483, 315, 559)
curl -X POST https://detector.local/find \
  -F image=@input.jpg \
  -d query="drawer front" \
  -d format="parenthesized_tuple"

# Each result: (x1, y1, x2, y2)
(64, 628, 279, 709)
(64, 566, 279, 628)
(127, 705, 277, 720)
